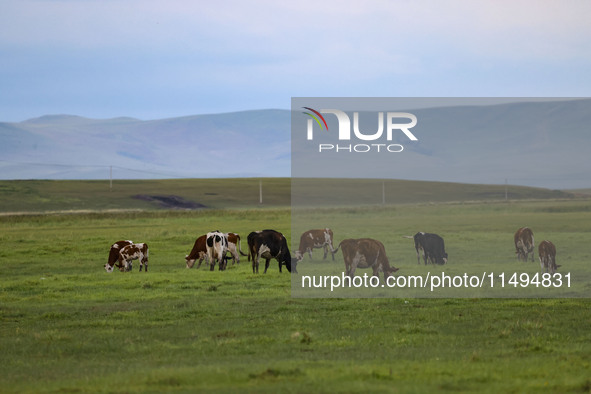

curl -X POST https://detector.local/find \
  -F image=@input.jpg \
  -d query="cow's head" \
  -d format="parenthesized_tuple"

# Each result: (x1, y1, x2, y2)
(289, 257, 299, 274)
(280, 251, 295, 273)
(185, 255, 196, 269)
(104, 263, 114, 273)
(384, 266, 400, 278)
(442, 253, 448, 265)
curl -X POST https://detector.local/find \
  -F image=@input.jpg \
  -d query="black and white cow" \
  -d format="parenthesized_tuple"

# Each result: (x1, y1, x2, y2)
(412, 232, 448, 265)
(206, 231, 229, 271)
(247, 230, 297, 274)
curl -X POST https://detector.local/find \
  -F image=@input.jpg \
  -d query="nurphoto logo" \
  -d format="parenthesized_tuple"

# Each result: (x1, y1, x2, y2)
(302, 107, 418, 153)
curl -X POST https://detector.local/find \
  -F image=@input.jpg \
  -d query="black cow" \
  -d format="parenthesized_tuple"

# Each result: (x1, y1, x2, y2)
(247, 230, 298, 274)
(413, 232, 448, 265)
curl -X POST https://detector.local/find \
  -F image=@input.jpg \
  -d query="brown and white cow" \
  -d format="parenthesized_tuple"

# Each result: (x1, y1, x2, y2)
(335, 238, 399, 282)
(206, 231, 229, 271)
(539, 240, 560, 274)
(225, 232, 248, 265)
(108, 242, 149, 272)
(105, 240, 133, 272)
(514, 227, 535, 262)
(185, 235, 208, 269)
(295, 228, 336, 261)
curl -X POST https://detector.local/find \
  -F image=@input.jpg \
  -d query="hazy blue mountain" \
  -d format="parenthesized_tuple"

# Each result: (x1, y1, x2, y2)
(1, 100, 590, 189)
(0, 109, 291, 179)
(292, 99, 591, 189)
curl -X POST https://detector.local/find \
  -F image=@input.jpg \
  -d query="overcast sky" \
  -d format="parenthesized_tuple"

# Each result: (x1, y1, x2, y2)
(1, 0, 590, 122)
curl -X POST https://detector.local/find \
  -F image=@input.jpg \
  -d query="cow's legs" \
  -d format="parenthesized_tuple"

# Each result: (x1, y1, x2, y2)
(219, 255, 227, 271)
(323, 245, 328, 260)
(264, 258, 271, 274)
(416, 247, 426, 265)
(252, 256, 259, 274)
(348, 258, 358, 279)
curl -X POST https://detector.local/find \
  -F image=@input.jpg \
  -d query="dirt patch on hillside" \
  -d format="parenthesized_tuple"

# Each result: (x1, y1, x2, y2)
(133, 194, 206, 209)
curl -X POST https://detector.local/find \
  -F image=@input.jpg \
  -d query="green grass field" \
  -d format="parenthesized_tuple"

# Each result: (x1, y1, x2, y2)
(1, 179, 590, 392)
(0, 177, 573, 213)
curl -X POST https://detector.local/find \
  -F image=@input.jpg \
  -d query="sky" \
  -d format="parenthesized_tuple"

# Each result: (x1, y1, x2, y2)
(1, 0, 590, 122)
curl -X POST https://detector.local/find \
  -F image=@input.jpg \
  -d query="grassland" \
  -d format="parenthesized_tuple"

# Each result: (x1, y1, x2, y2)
(0, 179, 590, 392)
(0, 177, 574, 213)
(0, 178, 291, 213)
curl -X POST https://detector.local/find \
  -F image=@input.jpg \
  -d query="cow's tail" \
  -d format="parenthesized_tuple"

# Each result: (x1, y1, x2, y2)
(237, 235, 248, 257)
(332, 241, 344, 255)
(402, 235, 414, 239)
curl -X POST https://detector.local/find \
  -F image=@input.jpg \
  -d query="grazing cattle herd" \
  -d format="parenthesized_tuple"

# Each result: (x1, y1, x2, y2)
(105, 225, 560, 278)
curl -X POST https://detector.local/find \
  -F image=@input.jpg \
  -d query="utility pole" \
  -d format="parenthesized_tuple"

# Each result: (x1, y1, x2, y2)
(259, 179, 263, 204)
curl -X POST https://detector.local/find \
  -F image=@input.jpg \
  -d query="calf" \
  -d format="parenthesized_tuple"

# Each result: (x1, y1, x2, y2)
(335, 238, 399, 282)
(105, 240, 133, 272)
(412, 232, 448, 265)
(538, 240, 560, 274)
(117, 243, 149, 272)
(185, 235, 208, 269)
(514, 227, 535, 262)
(206, 231, 229, 271)
(247, 230, 297, 274)
(295, 228, 336, 261)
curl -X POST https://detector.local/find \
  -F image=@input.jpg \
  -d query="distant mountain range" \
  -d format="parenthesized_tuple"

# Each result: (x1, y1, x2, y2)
(0, 110, 291, 179)
(1, 99, 590, 189)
